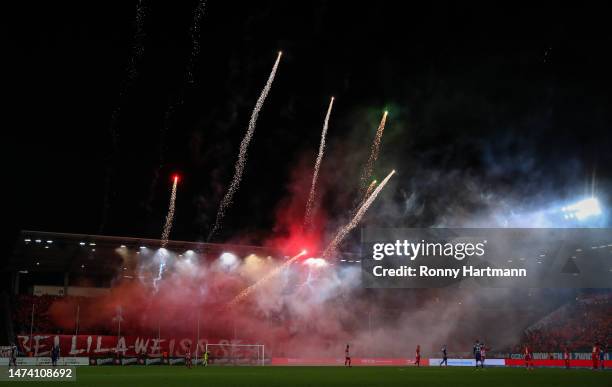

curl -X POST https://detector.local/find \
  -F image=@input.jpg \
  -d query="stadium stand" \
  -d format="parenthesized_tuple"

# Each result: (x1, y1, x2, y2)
(518, 293, 611, 352)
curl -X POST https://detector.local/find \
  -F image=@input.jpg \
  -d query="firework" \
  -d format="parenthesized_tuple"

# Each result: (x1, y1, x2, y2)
(100, 0, 148, 232)
(304, 96, 335, 228)
(208, 52, 283, 241)
(186, 0, 207, 85)
(365, 179, 378, 199)
(152, 251, 168, 291)
(228, 249, 307, 307)
(161, 175, 179, 248)
(349, 178, 378, 217)
(323, 169, 395, 257)
(146, 0, 207, 212)
(109, 0, 147, 151)
(359, 111, 388, 192)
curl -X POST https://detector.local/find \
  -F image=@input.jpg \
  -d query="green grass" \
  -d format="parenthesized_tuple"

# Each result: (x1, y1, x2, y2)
(19, 366, 612, 387)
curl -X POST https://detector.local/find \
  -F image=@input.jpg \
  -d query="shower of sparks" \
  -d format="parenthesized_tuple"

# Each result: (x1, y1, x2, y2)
(359, 111, 388, 192)
(208, 52, 283, 241)
(304, 96, 335, 229)
(185, 0, 207, 85)
(324, 170, 395, 257)
(228, 250, 307, 307)
(100, 0, 148, 232)
(161, 176, 179, 248)
(145, 0, 207, 212)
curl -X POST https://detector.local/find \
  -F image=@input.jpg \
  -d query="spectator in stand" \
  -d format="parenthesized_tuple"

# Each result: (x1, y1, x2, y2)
(517, 295, 611, 353)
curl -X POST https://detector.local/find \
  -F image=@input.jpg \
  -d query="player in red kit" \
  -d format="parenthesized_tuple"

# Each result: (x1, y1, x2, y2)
(185, 344, 192, 369)
(415, 345, 421, 367)
(344, 344, 351, 367)
(480, 344, 487, 368)
(592, 342, 600, 370)
(524, 345, 533, 370)
(563, 347, 570, 369)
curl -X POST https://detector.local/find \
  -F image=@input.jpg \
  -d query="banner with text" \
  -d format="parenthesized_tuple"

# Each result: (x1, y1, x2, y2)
(17, 335, 242, 357)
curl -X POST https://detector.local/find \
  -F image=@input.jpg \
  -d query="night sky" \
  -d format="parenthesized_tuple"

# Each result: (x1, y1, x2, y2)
(7, 1, 612, 253)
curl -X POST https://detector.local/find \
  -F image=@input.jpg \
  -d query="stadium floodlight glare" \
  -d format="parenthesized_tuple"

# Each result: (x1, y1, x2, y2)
(35, 240, 41, 243)
(89, 242, 96, 246)
(120, 245, 127, 248)
(46, 240, 53, 244)
(303, 257, 328, 268)
(139, 246, 147, 250)
(561, 197, 602, 220)
(79, 242, 85, 246)
(185, 249, 195, 255)
(24, 239, 31, 242)
(220, 252, 238, 267)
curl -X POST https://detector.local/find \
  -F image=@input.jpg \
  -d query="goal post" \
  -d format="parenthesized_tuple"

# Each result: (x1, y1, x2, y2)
(204, 343, 265, 366)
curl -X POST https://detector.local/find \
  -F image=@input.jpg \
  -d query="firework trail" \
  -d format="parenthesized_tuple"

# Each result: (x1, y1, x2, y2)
(153, 254, 167, 291)
(161, 176, 179, 248)
(228, 250, 307, 307)
(185, 0, 207, 85)
(323, 169, 395, 257)
(100, 0, 147, 232)
(207, 52, 283, 241)
(152, 176, 178, 289)
(361, 179, 378, 205)
(359, 111, 388, 192)
(304, 97, 335, 229)
(146, 0, 207, 212)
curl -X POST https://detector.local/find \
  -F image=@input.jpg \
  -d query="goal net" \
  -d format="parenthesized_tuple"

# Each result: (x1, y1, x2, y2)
(204, 343, 265, 366)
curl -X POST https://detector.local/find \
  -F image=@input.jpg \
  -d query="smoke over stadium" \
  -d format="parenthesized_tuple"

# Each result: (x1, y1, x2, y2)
(4, 2, 611, 386)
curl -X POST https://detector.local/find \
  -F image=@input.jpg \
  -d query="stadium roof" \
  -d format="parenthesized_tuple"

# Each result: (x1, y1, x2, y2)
(9, 230, 284, 275)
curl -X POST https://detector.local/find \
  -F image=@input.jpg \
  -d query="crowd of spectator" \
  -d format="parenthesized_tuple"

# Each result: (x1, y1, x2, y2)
(517, 294, 611, 352)
(12, 294, 59, 335)
(12, 292, 611, 354)
(12, 294, 112, 336)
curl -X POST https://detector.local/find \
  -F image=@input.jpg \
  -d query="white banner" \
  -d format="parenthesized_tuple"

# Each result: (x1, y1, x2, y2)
(429, 358, 505, 367)
(0, 357, 89, 366)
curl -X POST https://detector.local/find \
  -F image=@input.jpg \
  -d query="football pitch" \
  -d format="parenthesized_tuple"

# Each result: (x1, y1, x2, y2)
(18, 366, 612, 387)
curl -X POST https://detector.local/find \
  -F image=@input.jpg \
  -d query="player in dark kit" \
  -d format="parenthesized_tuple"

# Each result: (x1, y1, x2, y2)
(415, 345, 421, 367)
(440, 345, 448, 366)
(344, 344, 351, 367)
(185, 344, 192, 369)
(51, 345, 60, 367)
(9, 344, 17, 367)
(473, 340, 483, 369)
(480, 343, 487, 368)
